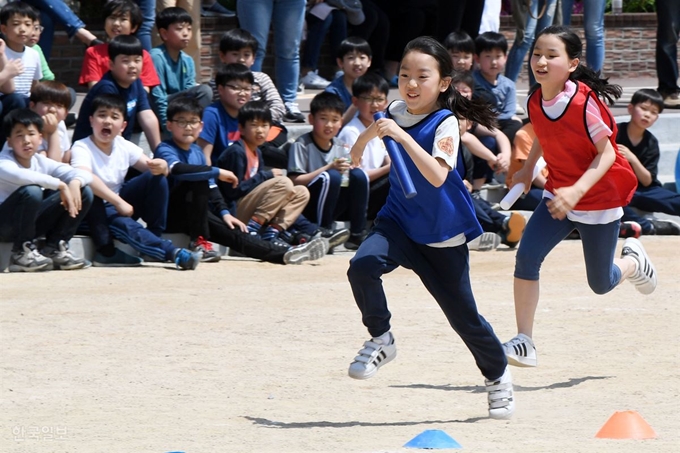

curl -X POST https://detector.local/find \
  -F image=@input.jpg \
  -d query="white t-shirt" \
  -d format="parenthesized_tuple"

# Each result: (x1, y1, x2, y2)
(70, 135, 143, 194)
(388, 101, 460, 170)
(338, 116, 388, 171)
(0, 148, 91, 204)
(4, 45, 42, 97)
(1, 120, 71, 158)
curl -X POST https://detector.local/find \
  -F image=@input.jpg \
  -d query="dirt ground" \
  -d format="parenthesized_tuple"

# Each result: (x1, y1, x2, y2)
(1, 236, 679, 453)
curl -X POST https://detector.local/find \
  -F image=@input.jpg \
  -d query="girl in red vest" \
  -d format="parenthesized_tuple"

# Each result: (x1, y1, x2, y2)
(503, 26, 657, 368)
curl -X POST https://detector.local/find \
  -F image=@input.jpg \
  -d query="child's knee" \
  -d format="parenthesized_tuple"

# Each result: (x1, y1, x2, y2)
(348, 252, 381, 283)
(20, 185, 43, 203)
(324, 169, 342, 187)
(349, 168, 369, 187)
(293, 185, 310, 202)
(514, 248, 542, 281)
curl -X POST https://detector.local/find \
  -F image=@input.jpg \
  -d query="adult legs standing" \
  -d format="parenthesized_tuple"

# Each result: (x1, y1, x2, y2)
(655, 0, 680, 106)
(236, 0, 306, 105)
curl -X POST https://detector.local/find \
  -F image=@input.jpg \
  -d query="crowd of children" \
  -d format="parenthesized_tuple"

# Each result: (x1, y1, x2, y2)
(0, 0, 677, 424)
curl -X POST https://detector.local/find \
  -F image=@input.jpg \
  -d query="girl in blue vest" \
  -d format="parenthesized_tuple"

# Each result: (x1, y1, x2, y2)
(503, 26, 656, 369)
(346, 36, 514, 420)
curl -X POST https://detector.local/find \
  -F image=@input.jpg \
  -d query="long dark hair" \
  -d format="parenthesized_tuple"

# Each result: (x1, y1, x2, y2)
(401, 36, 497, 130)
(531, 25, 622, 104)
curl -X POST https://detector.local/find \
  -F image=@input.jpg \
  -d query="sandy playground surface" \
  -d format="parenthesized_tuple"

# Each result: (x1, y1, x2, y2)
(1, 236, 679, 453)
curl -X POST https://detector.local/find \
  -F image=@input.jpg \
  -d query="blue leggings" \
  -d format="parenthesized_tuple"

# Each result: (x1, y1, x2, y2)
(515, 199, 622, 295)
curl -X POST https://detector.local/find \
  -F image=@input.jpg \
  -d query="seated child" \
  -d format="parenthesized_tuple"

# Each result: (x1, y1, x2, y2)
(337, 72, 391, 221)
(198, 63, 252, 165)
(72, 35, 161, 152)
(78, 0, 159, 91)
(216, 100, 310, 245)
(617, 88, 680, 235)
(455, 116, 525, 250)
(0, 2, 43, 143)
(0, 109, 93, 271)
(70, 93, 201, 270)
(453, 70, 511, 190)
(472, 32, 522, 143)
(325, 36, 372, 125)
(507, 121, 546, 211)
(443, 30, 475, 72)
(27, 13, 52, 81)
(216, 28, 286, 124)
(150, 6, 212, 128)
(288, 91, 369, 249)
(216, 28, 290, 167)
(155, 95, 327, 264)
(1, 81, 72, 163)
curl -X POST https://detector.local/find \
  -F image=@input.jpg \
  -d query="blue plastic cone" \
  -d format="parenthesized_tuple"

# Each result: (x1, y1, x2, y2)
(404, 429, 463, 449)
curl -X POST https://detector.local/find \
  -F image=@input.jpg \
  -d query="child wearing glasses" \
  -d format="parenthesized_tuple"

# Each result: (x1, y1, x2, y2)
(197, 63, 253, 165)
(338, 72, 391, 221)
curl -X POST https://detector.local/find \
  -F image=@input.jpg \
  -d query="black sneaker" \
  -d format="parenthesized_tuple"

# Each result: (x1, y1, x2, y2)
(649, 218, 680, 235)
(343, 233, 365, 251)
(284, 102, 305, 123)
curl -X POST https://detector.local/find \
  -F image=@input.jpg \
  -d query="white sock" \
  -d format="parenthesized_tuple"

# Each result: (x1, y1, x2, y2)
(373, 331, 391, 344)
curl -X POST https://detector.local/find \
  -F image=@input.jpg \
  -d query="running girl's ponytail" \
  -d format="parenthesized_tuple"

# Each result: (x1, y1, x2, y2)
(535, 25, 623, 104)
(401, 36, 498, 130)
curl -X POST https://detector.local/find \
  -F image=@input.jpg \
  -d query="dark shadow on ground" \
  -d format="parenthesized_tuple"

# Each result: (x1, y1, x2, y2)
(243, 416, 487, 429)
(390, 376, 614, 393)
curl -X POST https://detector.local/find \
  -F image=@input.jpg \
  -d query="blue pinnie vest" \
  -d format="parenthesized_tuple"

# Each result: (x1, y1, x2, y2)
(377, 108, 482, 244)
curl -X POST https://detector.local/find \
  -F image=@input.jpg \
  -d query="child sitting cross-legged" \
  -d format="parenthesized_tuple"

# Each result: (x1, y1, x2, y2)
(0, 109, 93, 272)
(154, 95, 327, 265)
(70, 93, 201, 270)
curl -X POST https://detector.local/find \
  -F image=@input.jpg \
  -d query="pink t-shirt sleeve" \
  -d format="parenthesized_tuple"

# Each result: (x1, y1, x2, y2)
(585, 96, 612, 145)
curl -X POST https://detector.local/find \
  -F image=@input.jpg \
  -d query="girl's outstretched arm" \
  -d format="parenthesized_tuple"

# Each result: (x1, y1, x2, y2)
(547, 137, 616, 219)
(375, 118, 448, 187)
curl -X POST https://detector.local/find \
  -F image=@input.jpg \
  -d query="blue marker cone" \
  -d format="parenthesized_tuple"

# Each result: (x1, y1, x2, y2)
(404, 429, 462, 449)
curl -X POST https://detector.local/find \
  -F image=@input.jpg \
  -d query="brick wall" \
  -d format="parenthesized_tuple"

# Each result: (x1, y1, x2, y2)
(50, 13, 671, 91)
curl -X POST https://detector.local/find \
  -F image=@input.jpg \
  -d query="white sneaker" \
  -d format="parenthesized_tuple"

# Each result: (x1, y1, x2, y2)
(9, 241, 52, 272)
(284, 102, 305, 123)
(44, 240, 89, 270)
(300, 70, 331, 89)
(485, 367, 515, 419)
(283, 237, 328, 264)
(468, 232, 501, 251)
(348, 332, 396, 379)
(503, 333, 537, 367)
(621, 238, 657, 294)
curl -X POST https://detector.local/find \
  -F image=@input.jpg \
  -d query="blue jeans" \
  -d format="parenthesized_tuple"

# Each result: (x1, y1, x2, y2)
(515, 199, 622, 294)
(347, 216, 508, 381)
(236, 0, 306, 104)
(562, 0, 605, 72)
(505, 0, 557, 82)
(0, 185, 93, 250)
(24, 0, 86, 61)
(301, 9, 347, 71)
(135, 0, 156, 52)
(655, 0, 680, 95)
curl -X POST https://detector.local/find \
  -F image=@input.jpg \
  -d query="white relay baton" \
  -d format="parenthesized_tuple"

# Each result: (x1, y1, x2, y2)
(499, 157, 546, 210)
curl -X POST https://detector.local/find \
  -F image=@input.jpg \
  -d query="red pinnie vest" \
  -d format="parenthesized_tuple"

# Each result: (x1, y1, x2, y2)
(527, 81, 636, 210)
